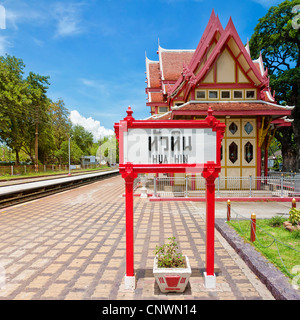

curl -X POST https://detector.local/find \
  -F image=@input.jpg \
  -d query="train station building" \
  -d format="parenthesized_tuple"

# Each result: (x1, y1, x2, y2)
(145, 10, 294, 180)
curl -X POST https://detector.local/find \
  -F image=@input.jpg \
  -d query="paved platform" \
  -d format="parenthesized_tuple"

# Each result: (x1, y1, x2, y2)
(194, 200, 292, 219)
(0, 170, 119, 196)
(0, 175, 276, 300)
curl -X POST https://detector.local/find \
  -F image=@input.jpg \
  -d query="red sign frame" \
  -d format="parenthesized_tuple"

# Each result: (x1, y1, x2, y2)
(114, 107, 225, 289)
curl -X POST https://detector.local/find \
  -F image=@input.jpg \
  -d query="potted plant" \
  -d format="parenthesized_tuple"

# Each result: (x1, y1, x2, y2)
(153, 237, 192, 293)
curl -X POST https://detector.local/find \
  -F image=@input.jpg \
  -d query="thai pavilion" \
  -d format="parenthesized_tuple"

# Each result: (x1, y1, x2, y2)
(145, 10, 294, 183)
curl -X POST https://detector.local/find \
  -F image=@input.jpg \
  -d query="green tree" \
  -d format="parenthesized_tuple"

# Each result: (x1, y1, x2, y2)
(24, 72, 51, 168)
(249, 0, 300, 172)
(71, 125, 93, 155)
(54, 140, 83, 165)
(0, 55, 31, 165)
(49, 99, 72, 164)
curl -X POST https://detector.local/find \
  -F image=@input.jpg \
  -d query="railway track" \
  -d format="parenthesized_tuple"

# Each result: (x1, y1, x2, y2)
(0, 170, 119, 209)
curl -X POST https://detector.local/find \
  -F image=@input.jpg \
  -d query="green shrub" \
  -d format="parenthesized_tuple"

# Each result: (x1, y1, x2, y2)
(154, 236, 186, 268)
(289, 208, 300, 226)
(292, 229, 300, 239)
(268, 215, 286, 227)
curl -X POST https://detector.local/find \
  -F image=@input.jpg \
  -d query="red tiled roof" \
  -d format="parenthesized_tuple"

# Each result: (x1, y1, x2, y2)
(150, 92, 165, 103)
(148, 62, 161, 88)
(160, 50, 195, 81)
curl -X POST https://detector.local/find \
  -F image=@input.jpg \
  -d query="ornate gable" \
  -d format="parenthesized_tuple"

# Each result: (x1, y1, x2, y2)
(168, 14, 275, 106)
(146, 10, 282, 116)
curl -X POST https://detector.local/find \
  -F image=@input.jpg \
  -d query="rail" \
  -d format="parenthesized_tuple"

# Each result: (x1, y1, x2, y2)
(134, 174, 300, 199)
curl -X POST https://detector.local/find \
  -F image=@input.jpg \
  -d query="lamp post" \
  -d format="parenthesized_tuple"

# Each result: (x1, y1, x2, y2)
(68, 137, 71, 176)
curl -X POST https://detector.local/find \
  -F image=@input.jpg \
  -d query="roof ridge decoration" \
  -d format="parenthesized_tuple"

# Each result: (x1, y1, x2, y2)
(168, 13, 269, 102)
(195, 16, 264, 85)
(169, 10, 224, 99)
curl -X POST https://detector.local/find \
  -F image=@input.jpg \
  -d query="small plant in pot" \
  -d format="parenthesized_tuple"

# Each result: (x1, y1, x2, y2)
(153, 237, 192, 293)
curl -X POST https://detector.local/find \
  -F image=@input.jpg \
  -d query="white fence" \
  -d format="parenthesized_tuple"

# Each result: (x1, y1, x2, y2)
(135, 174, 300, 198)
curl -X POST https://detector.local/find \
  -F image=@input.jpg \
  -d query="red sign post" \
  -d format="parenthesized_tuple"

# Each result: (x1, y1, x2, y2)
(114, 107, 225, 289)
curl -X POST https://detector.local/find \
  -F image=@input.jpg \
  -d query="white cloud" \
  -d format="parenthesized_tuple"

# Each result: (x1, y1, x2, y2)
(69, 110, 114, 141)
(0, 35, 11, 55)
(80, 78, 108, 94)
(53, 2, 85, 38)
(3, 1, 86, 38)
(5, 3, 48, 30)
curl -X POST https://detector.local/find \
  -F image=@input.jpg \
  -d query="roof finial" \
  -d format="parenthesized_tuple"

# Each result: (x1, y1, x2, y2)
(245, 38, 250, 56)
(158, 37, 160, 49)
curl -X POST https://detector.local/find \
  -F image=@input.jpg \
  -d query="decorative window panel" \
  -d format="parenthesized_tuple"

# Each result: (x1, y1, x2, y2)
(229, 142, 238, 164)
(241, 119, 256, 138)
(196, 90, 206, 99)
(246, 90, 256, 99)
(229, 122, 238, 135)
(221, 91, 230, 99)
(244, 141, 253, 163)
(244, 122, 253, 135)
(208, 90, 218, 99)
(233, 90, 243, 99)
(159, 107, 168, 113)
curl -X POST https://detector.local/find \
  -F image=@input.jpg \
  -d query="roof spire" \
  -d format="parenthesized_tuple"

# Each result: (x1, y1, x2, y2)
(245, 38, 250, 56)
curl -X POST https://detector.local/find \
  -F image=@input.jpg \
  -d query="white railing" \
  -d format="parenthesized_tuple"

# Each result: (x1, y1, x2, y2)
(134, 174, 300, 198)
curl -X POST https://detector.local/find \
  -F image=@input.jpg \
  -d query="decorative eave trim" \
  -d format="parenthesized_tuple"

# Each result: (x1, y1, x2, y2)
(171, 100, 295, 111)
(143, 110, 172, 120)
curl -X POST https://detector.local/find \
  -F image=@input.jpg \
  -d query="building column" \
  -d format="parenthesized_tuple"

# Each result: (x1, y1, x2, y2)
(264, 142, 268, 178)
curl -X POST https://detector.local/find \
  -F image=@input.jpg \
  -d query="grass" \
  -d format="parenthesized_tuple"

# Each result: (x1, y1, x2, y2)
(0, 165, 112, 181)
(227, 217, 300, 287)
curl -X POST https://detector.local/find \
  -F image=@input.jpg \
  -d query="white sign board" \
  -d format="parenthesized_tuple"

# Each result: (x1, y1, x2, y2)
(122, 128, 216, 165)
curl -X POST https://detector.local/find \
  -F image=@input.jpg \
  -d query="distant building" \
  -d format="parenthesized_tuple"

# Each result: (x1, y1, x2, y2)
(80, 156, 98, 166)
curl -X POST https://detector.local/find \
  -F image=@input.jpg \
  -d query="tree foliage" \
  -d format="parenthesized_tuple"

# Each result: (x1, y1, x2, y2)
(0, 55, 31, 164)
(71, 125, 94, 155)
(0, 54, 102, 166)
(249, 0, 300, 171)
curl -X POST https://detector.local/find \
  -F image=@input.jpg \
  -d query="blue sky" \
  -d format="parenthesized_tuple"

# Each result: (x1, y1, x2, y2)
(0, 0, 283, 140)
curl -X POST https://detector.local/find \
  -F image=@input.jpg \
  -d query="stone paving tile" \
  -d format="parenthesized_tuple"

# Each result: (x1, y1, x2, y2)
(0, 175, 274, 300)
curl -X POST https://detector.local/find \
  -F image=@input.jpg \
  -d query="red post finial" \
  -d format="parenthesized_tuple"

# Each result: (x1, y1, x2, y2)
(124, 106, 134, 123)
(126, 106, 133, 117)
(207, 107, 213, 117)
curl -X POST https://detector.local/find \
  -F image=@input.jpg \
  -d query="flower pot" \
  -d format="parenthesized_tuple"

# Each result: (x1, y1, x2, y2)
(153, 255, 192, 293)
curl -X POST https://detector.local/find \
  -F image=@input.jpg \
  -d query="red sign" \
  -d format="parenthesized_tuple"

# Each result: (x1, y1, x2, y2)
(115, 106, 225, 175)
(114, 107, 225, 289)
